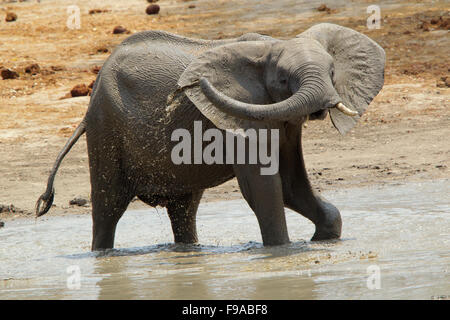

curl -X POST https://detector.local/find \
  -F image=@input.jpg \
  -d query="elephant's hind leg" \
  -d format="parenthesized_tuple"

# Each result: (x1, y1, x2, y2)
(166, 190, 203, 244)
(87, 133, 135, 251)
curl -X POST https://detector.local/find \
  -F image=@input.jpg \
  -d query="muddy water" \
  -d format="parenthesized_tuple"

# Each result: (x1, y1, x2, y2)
(0, 180, 449, 299)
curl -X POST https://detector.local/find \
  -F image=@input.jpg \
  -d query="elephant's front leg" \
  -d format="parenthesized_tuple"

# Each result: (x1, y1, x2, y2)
(280, 126, 342, 241)
(166, 190, 203, 244)
(233, 164, 289, 246)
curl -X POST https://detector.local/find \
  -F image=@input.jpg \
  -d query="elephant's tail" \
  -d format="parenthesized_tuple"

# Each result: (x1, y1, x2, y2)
(35, 119, 87, 217)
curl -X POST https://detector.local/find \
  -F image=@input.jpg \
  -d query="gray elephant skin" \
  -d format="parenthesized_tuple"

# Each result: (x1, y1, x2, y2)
(36, 23, 385, 251)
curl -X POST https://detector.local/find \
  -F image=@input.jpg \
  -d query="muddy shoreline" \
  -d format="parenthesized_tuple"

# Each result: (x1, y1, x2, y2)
(0, 0, 449, 221)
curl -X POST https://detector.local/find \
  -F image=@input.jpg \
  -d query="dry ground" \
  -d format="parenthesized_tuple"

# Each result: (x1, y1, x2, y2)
(0, 0, 448, 220)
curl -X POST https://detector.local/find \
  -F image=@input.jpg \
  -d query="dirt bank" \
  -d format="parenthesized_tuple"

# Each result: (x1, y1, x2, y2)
(0, 0, 448, 220)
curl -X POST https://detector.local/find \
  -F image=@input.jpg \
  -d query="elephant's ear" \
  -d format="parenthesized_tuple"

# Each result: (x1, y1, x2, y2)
(171, 41, 274, 131)
(298, 23, 385, 134)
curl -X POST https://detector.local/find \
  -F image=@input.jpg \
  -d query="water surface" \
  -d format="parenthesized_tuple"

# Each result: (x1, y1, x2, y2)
(0, 180, 449, 299)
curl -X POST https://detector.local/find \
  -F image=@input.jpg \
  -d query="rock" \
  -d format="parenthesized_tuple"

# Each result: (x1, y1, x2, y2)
(89, 9, 109, 14)
(0, 204, 28, 214)
(188, 4, 196, 9)
(25, 63, 40, 75)
(88, 80, 95, 89)
(0, 221, 4, 228)
(91, 65, 101, 74)
(96, 47, 109, 53)
(436, 76, 450, 88)
(317, 4, 331, 13)
(431, 16, 449, 29)
(1, 68, 19, 80)
(70, 84, 90, 97)
(146, 4, 160, 15)
(419, 16, 450, 31)
(5, 12, 17, 22)
(69, 197, 88, 206)
(112, 26, 128, 34)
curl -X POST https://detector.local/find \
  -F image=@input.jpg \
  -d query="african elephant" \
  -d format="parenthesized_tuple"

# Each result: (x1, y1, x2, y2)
(36, 23, 385, 250)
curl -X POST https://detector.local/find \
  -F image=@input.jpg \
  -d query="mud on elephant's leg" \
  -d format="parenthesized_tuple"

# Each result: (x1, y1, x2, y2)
(233, 164, 290, 246)
(280, 126, 342, 241)
(167, 190, 203, 244)
(91, 169, 133, 251)
(88, 134, 135, 251)
(91, 198, 131, 251)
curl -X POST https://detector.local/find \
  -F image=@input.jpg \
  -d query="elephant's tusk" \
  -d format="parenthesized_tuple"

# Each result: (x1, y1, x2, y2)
(335, 102, 358, 117)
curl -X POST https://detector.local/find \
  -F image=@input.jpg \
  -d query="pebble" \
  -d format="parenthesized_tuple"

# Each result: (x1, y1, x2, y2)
(317, 4, 331, 13)
(146, 4, 160, 15)
(113, 26, 128, 34)
(70, 84, 90, 97)
(5, 12, 17, 22)
(69, 198, 88, 206)
(25, 63, 40, 75)
(1, 68, 19, 80)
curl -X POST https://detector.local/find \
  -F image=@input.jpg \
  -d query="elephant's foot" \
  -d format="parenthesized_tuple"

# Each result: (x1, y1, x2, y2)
(311, 227, 341, 241)
(311, 202, 342, 241)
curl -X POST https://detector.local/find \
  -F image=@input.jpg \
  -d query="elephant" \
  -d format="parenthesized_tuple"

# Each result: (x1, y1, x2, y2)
(36, 23, 385, 251)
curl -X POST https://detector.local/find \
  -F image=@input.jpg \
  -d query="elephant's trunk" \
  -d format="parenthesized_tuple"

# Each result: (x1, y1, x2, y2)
(199, 64, 337, 122)
(198, 78, 319, 122)
(199, 62, 357, 122)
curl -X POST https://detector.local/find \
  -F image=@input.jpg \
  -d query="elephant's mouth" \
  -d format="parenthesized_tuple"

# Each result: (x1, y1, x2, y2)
(309, 109, 328, 120)
(308, 103, 358, 121)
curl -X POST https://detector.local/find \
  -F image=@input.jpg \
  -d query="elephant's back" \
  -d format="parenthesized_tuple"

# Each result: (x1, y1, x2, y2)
(90, 30, 273, 117)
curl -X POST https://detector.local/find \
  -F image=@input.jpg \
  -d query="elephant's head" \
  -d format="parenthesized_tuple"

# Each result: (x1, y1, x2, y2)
(174, 23, 385, 135)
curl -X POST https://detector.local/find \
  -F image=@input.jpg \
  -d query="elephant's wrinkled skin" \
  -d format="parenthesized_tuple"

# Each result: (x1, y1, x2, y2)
(36, 24, 385, 250)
